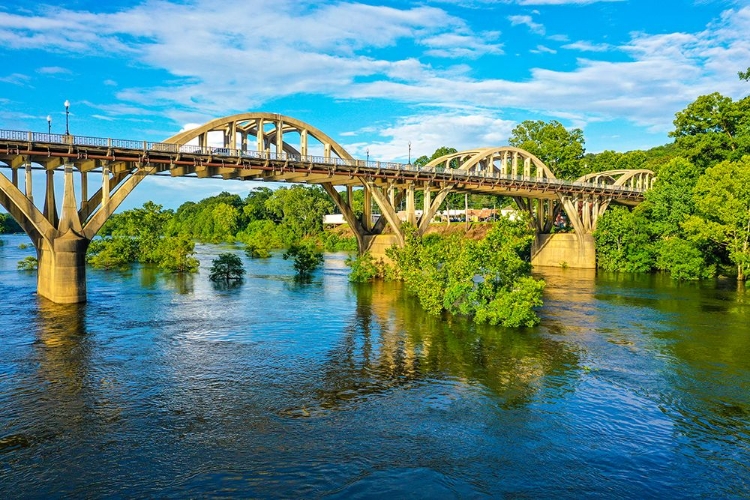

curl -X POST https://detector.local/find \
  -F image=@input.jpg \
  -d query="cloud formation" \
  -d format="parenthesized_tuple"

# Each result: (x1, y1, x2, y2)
(0, 0, 749, 155)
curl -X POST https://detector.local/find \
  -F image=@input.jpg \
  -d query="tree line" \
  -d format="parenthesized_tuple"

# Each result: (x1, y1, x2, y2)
(593, 90, 750, 281)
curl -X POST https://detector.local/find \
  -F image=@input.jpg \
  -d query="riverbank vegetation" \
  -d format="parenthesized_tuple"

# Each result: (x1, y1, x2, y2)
(593, 89, 750, 281)
(85, 185, 355, 274)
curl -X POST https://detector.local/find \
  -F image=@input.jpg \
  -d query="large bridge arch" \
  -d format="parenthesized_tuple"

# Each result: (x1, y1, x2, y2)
(163, 112, 355, 161)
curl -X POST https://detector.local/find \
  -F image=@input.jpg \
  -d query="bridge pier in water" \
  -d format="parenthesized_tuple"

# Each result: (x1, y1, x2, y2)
(0, 153, 156, 303)
(531, 233, 596, 269)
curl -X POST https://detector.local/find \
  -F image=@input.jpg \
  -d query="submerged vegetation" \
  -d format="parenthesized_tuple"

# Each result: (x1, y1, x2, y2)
(349, 218, 545, 328)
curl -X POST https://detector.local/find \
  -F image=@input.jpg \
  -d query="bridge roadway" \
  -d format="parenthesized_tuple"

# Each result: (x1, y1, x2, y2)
(0, 113, 654, 303)
(0, 129, 646, 202)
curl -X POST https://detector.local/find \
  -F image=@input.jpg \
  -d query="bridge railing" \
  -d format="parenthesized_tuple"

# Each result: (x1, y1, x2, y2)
(0, 128, 646, 194)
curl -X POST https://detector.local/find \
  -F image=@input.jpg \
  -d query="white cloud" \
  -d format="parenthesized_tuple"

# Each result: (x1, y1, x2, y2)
(508, 15, 545, 35)
(0, 73, 31, 85)
(562, 41, 611, 52)
(344, 111, 517, 162)
(531, 44, 557, 54)
(1, 0, 749, 147)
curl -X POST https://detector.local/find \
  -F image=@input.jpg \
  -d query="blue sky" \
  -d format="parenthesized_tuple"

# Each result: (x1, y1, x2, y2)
(1, 0, 749, 209)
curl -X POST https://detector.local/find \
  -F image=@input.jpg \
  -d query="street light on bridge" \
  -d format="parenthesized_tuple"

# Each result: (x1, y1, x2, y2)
(64, 100, 70, 136)
(408, 141, 411, 165)
(366, 148, 369, 163)
(47, 115, 51, 136)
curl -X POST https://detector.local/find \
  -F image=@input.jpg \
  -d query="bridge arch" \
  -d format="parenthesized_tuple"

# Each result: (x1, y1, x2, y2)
(425, 146, 556, 181)
(164, 112, 354, 161)
(576, 169, 655, 190)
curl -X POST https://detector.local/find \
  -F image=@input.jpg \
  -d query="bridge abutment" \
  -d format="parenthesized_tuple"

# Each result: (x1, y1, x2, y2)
(37, 231, 89, 304)
(531, 233, 596, 269)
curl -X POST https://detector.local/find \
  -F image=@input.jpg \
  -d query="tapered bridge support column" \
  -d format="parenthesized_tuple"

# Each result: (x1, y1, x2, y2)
(36, 232, 89, 304)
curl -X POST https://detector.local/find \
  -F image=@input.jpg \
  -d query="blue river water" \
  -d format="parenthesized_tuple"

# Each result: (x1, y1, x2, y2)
(0, 234, 748, 498)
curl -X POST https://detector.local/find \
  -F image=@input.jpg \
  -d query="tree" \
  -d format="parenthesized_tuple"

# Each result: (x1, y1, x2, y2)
(155, 235, 199, 273)
(685, 156, 750, 281)
(669, 92, 750, 167)
(509, 120, 586, 179)
(265, 185, 335, 244)
(209, 253, 246, 282)
(0, 213, 22, 234)
(283, 242, 324, 281)
(17, 256, 38, 270)
(243, 187, 274, 221)
(87, 236, 139, 270)
(388, 219, 545, 327)
(740, 67, 750, 81)
(593, 206, 654, 273)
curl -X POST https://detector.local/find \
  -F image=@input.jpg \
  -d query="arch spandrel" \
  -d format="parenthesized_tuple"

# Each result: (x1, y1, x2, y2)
(425, 146, 557, 180)
(576, 169, 655, 188)
(163, 112, 354, 161)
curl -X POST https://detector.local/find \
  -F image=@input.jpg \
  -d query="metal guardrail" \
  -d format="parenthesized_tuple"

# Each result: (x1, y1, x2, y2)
(0, 129, 647, 193)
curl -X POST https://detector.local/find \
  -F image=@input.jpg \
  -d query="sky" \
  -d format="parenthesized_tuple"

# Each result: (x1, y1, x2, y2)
(1, 0, 750, 209)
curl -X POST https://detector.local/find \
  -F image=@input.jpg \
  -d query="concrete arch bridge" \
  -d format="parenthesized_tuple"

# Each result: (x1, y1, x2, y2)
(0, 112, 654, 303)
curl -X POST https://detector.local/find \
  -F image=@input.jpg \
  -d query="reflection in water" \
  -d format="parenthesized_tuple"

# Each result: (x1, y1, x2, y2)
(0, 239, 748, 498)
(311, 279, 580, 412)
(34, 298, 90, 395)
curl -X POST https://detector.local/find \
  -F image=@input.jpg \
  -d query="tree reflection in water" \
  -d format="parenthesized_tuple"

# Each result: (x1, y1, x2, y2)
(311, 279, 580, 412)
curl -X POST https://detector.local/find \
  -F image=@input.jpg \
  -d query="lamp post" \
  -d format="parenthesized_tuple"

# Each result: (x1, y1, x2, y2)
(366, 148, 369, 163)
(64, 100, 70, 136)
(47, 115, 51, 136)
(408, 141, 411, 165)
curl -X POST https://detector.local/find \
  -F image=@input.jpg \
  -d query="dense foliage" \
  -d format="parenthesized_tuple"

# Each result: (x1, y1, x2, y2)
(382, 218, 545, 327)
(594, 88, 750, 281)
(0, 213, 22, 234)
(509, 120, 586, 179)
(86, 185, 353, 273)
(88, 201, 199, 272)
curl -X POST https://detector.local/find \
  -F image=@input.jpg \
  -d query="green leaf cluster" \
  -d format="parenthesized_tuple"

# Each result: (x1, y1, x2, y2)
(387, 219, 545, 327)
(17, 256, 38, 271)
(209, 253, 245, 282)
(509, 120, 586, 179)
(283, 242, 324, 280)
(0, 213, 22, 234)
(347, 252, 397, 283)
(593, 90, 750, 281)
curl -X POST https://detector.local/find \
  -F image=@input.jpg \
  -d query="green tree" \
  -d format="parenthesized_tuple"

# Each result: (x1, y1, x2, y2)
(739, 67, 750, 81)
(389, 219, 545, 327)
(0, 213, 22, 234)
(685, 156, 750, 281)
(209, 253, 246, 282)
(593, 206, 654, 272)
(87, 237, 139, 270)
(283, 242, 324, 281)
(669, 92, 750, 168)
(245, 241, 271, 259)
(265, 185, 334, 244)
(155, 235, 199, 273)
(243, 187, 274, 221)
(17, 256, 38, 270)
(509, 120, 586, 179)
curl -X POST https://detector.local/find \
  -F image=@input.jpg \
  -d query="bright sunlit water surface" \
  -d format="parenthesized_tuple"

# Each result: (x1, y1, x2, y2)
(1, 234, 749, 498)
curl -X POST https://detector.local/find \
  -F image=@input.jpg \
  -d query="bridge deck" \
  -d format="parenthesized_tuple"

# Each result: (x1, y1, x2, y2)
(0, 130, 644, 204)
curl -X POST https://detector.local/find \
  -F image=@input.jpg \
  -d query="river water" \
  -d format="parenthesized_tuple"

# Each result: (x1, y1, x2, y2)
(0, 234, 748, 498)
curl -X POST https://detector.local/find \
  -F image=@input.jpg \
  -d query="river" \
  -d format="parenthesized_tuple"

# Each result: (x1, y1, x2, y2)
(0, 234, 748, 498)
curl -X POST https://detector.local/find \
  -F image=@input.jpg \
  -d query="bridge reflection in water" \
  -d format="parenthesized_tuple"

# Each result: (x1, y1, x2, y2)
(0, 113, 654, 303)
